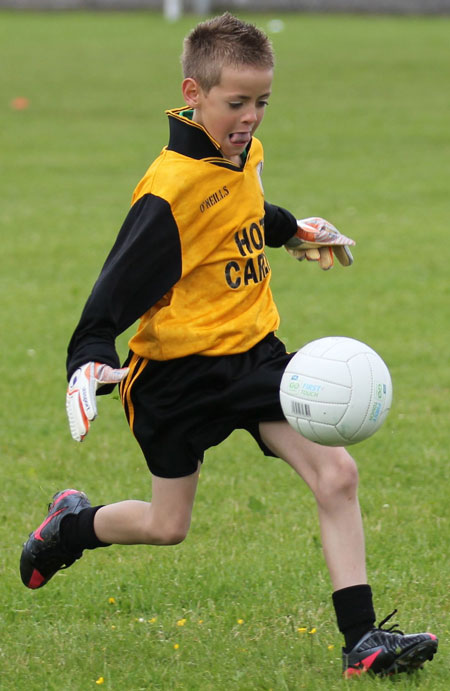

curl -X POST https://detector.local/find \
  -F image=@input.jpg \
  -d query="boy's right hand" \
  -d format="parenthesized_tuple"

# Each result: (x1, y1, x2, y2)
(285, 217, 355, 270)
(66, 362, 129, 442)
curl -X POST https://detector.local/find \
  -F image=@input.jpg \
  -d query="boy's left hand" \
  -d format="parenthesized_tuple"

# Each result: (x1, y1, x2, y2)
(285, 217, 355, 270)
(66, 362, 129, 442)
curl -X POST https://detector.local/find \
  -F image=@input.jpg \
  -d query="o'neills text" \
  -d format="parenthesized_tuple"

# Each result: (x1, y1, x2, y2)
(200, 186, 229, 213)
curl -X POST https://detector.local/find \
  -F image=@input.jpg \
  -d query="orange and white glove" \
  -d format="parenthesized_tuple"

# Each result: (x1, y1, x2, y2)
(66, 362, 129, 442)
(285, 217, 355, 270)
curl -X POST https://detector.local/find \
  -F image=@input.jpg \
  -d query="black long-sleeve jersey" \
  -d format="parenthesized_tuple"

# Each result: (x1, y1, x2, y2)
(67, 108, 297, 380)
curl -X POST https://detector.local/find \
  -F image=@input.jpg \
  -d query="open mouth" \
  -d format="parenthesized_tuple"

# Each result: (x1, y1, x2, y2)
(229, 132, 251, 146)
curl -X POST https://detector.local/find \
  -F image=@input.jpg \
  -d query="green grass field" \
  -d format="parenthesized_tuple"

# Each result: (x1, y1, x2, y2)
(1, 9, 449, 690)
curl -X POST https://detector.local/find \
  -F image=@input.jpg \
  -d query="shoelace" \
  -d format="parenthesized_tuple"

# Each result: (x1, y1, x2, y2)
(377, 609, 404, 635)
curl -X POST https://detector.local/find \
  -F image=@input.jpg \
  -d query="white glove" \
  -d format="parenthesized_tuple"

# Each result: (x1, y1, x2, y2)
(66, 362, 129, 442)
(285, 217, 355, 270)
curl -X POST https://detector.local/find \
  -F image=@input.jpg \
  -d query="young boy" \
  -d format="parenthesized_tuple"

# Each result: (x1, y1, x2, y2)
(20, 13, 437, 678)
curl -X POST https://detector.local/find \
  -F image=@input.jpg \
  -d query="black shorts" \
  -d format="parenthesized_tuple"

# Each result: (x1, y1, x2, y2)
(119, 333, 295, 478)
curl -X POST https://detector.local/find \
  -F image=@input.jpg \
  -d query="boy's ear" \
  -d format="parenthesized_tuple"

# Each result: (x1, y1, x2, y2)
(182, 77, 202, 107)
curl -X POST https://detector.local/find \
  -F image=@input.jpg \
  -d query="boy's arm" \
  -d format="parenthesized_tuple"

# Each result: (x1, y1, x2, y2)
(263, 201, 298, 247)
(66, 193, 182, 383)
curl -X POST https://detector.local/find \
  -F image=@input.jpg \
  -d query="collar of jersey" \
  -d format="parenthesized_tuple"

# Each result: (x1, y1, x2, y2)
(166, 107, 250, 169)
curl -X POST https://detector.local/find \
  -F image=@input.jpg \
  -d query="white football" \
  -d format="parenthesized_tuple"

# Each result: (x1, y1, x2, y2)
(280, 337, 392, 446)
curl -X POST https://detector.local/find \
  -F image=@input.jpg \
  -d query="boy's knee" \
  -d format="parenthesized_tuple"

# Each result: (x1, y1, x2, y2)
(144, 515, 191, 545)
(159, 525, 189, 546)
(315, 449, 359, 504)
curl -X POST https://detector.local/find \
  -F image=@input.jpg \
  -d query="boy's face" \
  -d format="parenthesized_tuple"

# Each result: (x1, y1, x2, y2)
(183, 65, 273, 164)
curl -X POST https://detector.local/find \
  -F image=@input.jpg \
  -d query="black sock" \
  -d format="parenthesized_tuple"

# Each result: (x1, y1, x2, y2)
(332, 584, 376, 652)
(60, 506, 111, 554)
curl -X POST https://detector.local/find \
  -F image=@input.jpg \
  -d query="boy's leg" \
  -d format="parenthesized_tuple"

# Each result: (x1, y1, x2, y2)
(93, 465, 201, 545)
(20, 464, 200, 589)
(259, 420, 365, 590)
(259, 421, 376, 647)
(258, 420, 438, 675)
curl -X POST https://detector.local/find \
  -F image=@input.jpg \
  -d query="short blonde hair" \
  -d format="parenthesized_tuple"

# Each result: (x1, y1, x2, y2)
(181, 13, 274, 93)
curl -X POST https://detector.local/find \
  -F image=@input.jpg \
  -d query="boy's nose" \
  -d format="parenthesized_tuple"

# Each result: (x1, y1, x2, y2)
(241, 107, 258, 124)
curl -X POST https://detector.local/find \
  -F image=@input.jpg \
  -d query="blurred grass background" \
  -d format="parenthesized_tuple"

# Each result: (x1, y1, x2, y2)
(1, 10, 449, 690)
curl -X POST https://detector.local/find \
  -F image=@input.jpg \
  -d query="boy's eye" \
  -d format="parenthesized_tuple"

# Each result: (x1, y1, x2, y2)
(229, 101, 269, 110)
